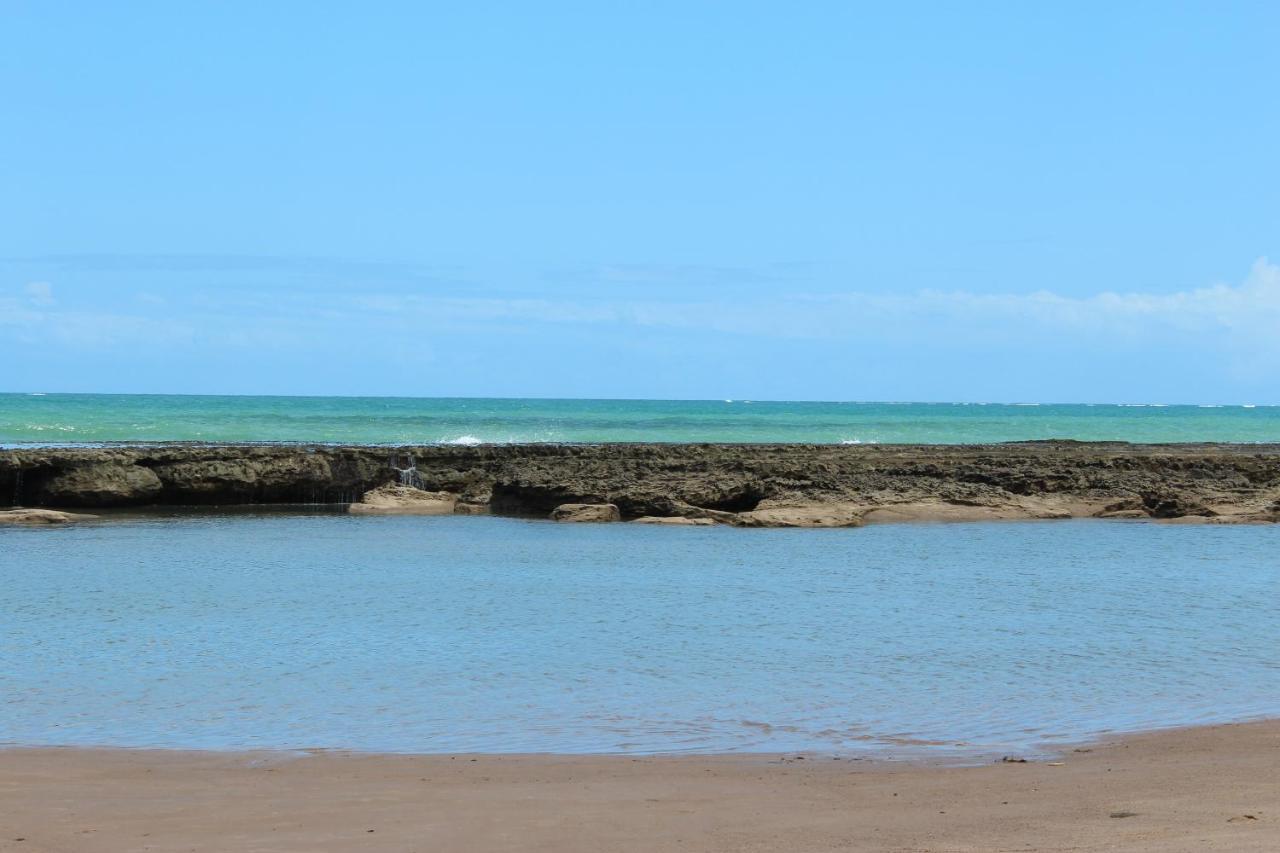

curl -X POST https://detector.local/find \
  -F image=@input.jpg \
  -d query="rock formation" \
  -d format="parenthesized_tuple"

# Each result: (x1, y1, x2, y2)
(550, 503, 622, 522)
(632, 516, 716, 526)
(348, 485, 458, 515)
(3, 442, 1280, 527)
(0, 508, 97, 525)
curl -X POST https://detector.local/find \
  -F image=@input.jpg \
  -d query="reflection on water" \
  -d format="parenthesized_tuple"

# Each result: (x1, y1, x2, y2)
(2, 516, 1278, 756)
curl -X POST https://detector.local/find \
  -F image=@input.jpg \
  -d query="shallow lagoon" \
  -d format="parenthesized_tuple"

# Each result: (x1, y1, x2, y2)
(3, 516, 1278, 756)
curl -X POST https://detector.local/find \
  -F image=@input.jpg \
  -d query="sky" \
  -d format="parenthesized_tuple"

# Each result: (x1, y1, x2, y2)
(2, 1, 1279, 402)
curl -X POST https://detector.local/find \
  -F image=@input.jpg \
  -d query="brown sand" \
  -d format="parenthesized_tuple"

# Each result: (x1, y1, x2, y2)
(2, 722, 1276, 852)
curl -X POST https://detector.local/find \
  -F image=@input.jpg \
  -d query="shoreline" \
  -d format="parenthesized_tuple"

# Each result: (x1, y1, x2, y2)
(4, 440, 1280, 527)
(4, 719, 1276, 851)
(5, 710, 1277, 765)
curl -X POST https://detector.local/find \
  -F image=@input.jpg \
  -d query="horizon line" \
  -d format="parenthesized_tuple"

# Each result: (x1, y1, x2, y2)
(1, 390, 1275, 408)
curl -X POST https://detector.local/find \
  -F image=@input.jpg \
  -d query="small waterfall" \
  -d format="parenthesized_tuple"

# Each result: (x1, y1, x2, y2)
(390, 452, 426, 490)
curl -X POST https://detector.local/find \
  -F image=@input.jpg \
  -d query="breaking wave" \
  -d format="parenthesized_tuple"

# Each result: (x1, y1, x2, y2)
(439, 434, 484, 446)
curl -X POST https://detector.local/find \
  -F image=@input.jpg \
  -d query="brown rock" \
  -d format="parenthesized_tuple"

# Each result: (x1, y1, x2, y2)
(150, 454, 337, 503)
(349, 485, 458, 515)
(632, 516, 716, 526)
(5, 442, 1280, 527)
(738, 503, 865, 528)
(861, 501, 1046, 524)
(0, 508, 97, 525)
(665, 502, 744, 525)
(36, 463, 162, 506)
(550, 503, 621, 523)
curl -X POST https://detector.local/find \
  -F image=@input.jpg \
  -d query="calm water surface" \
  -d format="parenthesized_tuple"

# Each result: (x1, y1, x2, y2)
(2, 516, 1278, 756)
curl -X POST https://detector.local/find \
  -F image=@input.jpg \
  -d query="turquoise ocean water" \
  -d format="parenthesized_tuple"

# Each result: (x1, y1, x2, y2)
(2, 393, 1278, 445)
(3, 516, 1278, 756)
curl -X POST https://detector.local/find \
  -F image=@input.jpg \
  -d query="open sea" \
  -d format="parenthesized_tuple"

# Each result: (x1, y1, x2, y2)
(2, 393, 1278, 445)
(3, 515, 1278, 757)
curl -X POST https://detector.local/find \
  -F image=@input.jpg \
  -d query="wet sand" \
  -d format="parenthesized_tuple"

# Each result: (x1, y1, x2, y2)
(2, 721, 1276, 852)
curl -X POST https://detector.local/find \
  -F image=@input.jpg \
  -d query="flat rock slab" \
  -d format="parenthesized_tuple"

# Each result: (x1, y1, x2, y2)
(632, 516, 716, 526)
(739, 503, 866, 528)
(349, 485, 458, 515)
(551, 503, 621, 522)
(0, 508, 97, 525)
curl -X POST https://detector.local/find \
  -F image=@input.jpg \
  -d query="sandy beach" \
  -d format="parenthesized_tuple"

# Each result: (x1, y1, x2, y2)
(2, 720, 1276, 852)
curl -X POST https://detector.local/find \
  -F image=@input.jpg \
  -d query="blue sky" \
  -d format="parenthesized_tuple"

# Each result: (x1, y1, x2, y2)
(3, 1, 1278, 402)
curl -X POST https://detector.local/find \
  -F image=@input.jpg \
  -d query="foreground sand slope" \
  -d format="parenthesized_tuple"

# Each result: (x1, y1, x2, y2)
(2, 721, 1276, 852)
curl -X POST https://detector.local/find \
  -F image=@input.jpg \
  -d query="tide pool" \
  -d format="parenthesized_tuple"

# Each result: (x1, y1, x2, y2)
(2, 516, 1277, 756)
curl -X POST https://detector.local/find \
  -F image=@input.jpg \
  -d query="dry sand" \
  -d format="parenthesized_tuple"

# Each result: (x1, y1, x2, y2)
(2, 721, 1276, 852)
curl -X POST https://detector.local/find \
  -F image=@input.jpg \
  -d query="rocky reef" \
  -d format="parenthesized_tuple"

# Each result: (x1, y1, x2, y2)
(2, 442, 1279, 526)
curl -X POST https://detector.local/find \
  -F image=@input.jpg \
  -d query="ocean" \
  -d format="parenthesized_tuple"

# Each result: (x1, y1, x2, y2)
(2, 393, 1278, 445)
(3, 515, 1277, 757)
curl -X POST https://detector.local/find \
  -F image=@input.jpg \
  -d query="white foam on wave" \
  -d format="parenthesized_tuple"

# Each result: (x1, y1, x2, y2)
(440, 434, 484, 446)
(840, 438, 877, 445)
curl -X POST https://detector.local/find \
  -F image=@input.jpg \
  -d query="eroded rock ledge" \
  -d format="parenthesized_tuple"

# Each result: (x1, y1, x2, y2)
(2, 442, 1279, 526)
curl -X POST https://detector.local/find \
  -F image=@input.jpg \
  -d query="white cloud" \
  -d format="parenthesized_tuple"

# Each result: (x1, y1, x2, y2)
(0, 296, 41, 327)
(24, 281, 55, 306)
(39, 312, 198, 347)
(4, 259, 1279, 374)
(904, 256, 1280, 339)
(335, 257, 1280, 347)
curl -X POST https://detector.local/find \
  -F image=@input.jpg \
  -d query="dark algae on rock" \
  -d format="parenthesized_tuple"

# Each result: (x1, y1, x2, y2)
(2, 442, 1279, 526)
